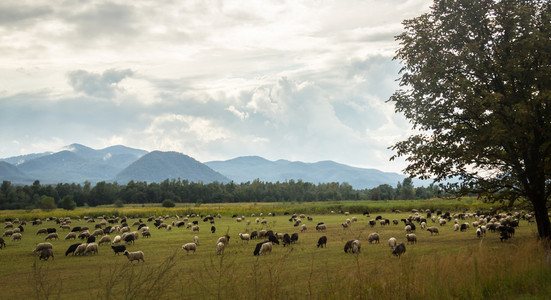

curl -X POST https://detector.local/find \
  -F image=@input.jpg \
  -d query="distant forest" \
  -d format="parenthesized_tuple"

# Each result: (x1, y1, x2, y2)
(0, 178, 445, 210)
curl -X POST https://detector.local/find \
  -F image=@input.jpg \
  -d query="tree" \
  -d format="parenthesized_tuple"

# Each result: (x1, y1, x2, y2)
(389, 0, 551, 240)
(59, 195, 76, 210)
(39, 196, 57, 211)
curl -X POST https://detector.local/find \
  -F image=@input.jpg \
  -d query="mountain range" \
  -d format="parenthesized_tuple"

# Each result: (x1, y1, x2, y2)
(0, 143, 429, 189)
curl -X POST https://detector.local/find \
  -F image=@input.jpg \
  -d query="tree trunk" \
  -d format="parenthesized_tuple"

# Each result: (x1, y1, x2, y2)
(531, 196, 551, 243)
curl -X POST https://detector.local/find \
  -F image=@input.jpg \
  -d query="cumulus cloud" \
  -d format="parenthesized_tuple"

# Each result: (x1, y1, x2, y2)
(67, 69, 133, 99)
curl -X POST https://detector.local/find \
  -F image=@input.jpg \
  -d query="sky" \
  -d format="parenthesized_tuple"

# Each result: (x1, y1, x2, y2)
(0, 0, 432, 173)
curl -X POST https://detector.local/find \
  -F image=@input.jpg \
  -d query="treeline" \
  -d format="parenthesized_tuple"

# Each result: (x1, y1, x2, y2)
(0, 178, 445, 210)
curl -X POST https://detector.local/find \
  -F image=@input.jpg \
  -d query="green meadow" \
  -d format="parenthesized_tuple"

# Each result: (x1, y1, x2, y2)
(0, 199, 549, 299)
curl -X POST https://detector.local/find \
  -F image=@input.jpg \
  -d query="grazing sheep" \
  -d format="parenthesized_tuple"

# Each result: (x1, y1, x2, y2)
(216, 241, 225, 255)
(74, 243, 88, 256)
(388, 237, 397, 248)
(182, 242, 197, 254)
(65, 232, 77, 240)
(368, 233, 380, 244)
(65, 243, 82, 256)
(316, 224, 326, 231)
(191, 225, 199, 232)
(123, 234, 135, 244)
(86, 236, 96, 244)
(392, 242, 406, 258)
(427, 227, 439, 235)
(11, 233, 22, 241)
(217, 235, 231, 245)
(282, 234, 292, 247)
(78, 231, 90, 239)
(239, 233, 250, 243)
(454, 224, 460, 231)
(92, 229, 104, 237)
(112, 235, 122, 244)
(421, 221, 427, 229)
(45, 233, 59, 241)
(291, 233, 299, 244)
(36, 228, 48, 235)
(317, 236, 327, 248)
(39, 248, 54, 261)
(0, 237, 5, 249)
(341, 222, 349, 229)
(60, 224, 71, 230)
(33, 242, 53, 254)
(476, 227, 482, 238)
(3, 230, 13, 237)
(123, 250, 145, 263)
(211, 226, 216, 233)
(460, 223, 469, 231)
(258, 230, 267, 239)
(139, 226, 149, 232)
(406, 234, 417, 244)
(141, 231, 151, 238)
(98, 235, 112, 245)
(405, 225, 412, 233)
(111, 245, 126, 255)
(344, 240, 361, 254)
(193, 235, 199, 245)
(84, 243, 99, 255)
(254, 241, 269, 255)
(259, 242, 273, 255)
(300, 224, 307, 232)
(479, 225, 487, 236)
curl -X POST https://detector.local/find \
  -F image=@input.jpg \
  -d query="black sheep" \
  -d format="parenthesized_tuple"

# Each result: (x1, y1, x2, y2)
(87, 236, 96, 243)
(375, 216, 382, 221)
(111, 245, 126, 255)
(71, 226, 81, 232)
(344, 240, 355, 253)
(317, 236, 327, 248)
(46, 228, 57, 234)
(0, 237, 5, 249)
(250, 231, 258, 240)
(282, 234, 292, 247)
(123, 234, 135, 244)
(268, 235, 279, 245)
(192, 220, 199, 225)
(95, 224, 102, 229)
(137, 224, 146, 230)
(291, 233, 299, 244)
(363, 211, 370, 216)
(211, 226, 216, 233)
(18, 225, 24, 233)
(369, 220, 376, 227)
(460, 224, 468, 232)
(392, 243, 406, 258)
(39, 248, 54, 261)
(293, 221, 300, 227)
(65, 243, 82, 256)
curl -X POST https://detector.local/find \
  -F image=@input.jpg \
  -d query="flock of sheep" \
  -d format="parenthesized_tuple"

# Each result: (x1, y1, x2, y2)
(0, 208, 532, 265)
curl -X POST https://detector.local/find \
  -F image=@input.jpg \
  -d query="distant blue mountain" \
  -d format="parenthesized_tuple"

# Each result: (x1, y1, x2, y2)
(205, 156, 431, 189)
(115, 151, 229, 184)
(0, 144, 432, 189)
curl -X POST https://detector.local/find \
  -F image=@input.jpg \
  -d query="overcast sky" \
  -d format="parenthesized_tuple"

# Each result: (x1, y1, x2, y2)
(0, 0, 431, 173)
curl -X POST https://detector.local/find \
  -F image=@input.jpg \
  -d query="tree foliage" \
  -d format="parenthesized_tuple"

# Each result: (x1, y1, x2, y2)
(390, 0, 551, 239)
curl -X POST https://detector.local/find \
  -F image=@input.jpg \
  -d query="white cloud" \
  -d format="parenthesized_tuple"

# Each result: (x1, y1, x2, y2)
(0, 0, 433, 172)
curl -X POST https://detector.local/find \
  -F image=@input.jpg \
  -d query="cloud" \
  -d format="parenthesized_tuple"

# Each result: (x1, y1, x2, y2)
(67, 69, 133, 99)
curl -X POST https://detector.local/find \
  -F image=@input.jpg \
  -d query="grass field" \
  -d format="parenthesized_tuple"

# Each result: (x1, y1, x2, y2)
(0, 201, 549, 299)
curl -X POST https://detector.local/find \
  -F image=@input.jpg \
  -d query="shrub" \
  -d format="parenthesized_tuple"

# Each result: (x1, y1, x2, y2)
(162, 199, 175, 208)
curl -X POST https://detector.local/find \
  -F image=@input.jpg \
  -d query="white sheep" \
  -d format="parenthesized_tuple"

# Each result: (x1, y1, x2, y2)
(45, 233, 59, 241)
(216, 241, 225, 255)
(139, 226, 149, 232)
(300, 224, 307, 232)
(65, 232, 77, 240)
(238, 233, 250, 243)
(217, 236, 229, 245)
(11, 232, 22, 241)
(406, 234, 417, 244)
(351, 216, 358, 222)
(421, 221, 427, 229)
(191, 225, 199, 232)
(405, 225, 412, 233)
(112, 235, 122, 244)
(84, 243, 99, 255)
(123, 250, 145, 263)
(194, 236, 199, 245)
(98, 235, 111, 245)
(368, 233, 380, 244)
(388, 237, 397, 248)
(259, 242, 272, 255)
(92, 229, 104, 237)
(454, 224, 460, 231)
(182, 242, 197, 254)
(73, 243, 88, 256)
(33, 242, 53, 254)
(166, 225, 172, 231)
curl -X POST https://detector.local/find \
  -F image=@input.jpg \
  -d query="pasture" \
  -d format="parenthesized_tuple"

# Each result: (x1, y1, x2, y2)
(0, 204, 550, 299)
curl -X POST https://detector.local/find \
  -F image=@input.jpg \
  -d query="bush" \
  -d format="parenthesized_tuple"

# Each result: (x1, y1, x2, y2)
(114, 200, 124, 208)
(39, 196, 57, 211)
(162, 199, 175, 208)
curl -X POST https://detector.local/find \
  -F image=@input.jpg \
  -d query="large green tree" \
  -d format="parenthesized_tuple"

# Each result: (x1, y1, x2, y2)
(389, 0, 551, 240)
